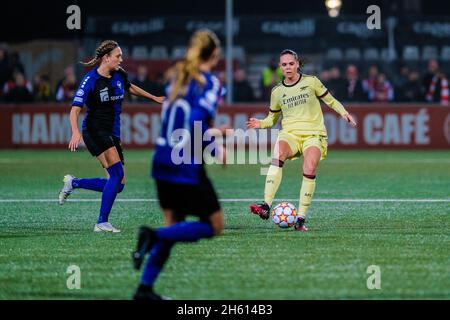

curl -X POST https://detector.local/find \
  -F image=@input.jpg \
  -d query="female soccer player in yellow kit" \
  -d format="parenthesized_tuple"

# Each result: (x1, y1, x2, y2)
(247, 49, 357, 231)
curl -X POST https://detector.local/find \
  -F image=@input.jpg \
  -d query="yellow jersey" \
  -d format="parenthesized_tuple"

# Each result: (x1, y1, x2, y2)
(260, 74, 348, 136)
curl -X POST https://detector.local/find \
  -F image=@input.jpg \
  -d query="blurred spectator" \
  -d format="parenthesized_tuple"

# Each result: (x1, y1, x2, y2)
(422, 59, 439, 93)
(233, 68, 255, 102)
(402, 71, 422, 102)
(327, 67, 345, 100)
(425, 72, 449, 106)
(55, 66, 77, 102)
(216, 71, 227, 105)
(362, 64, 379, 94)
(32, 74, 51, 101)
(8, 52, 25, 76)
(3, 72, 33, 102)
(368, 73, 394, 102)
(423, 60, 449, 105)
(319, 70, 331, 83)
(132, 65, 153, 102)
(261, 58, 283, 101)
(0, 46, 10, 93)
(343, 64, 367, 101)
(148, 72, 165, 97)
(393, 65, 411, 102)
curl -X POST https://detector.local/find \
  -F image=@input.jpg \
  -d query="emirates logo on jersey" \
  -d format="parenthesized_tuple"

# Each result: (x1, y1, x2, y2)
(283, 93, 310, 108)
(100, 87, 109, 102)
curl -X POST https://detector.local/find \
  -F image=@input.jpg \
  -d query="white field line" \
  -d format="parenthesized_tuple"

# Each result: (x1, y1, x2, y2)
(1, 159, 450, 165)
(0, 198, 449, 203)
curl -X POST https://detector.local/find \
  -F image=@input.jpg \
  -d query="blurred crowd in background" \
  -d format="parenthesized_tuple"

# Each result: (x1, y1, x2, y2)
(1, 43, 448, 105)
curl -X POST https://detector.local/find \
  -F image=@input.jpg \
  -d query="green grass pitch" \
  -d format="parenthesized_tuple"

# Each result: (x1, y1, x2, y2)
(0, 150, 449, 299)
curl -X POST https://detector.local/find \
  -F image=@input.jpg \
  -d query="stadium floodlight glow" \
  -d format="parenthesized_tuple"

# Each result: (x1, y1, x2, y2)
(328, 8, 340, 17)
(325, 0, 342, 17)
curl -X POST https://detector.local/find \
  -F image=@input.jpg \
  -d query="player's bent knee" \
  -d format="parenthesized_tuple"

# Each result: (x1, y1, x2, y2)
(303, 165, 317, 176)
(303, 167, 317, 176)
(110, 162, 124, 178)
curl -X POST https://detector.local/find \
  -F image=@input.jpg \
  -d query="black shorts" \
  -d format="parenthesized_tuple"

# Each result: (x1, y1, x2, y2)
(156, 174, 221, 222)
(82, 130, 124, 164)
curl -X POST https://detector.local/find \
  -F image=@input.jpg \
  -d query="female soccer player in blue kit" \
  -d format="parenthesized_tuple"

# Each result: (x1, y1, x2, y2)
(132, 29, 225, 300)
(59, 40, 164, 233)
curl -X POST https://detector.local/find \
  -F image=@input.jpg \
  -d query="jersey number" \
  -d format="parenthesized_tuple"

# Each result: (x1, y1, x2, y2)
(158, 99, 191, 147)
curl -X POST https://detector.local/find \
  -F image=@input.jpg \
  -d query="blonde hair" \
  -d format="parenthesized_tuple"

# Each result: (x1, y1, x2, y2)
(166, 29, 220, 102)
(80, 40, 119, 67)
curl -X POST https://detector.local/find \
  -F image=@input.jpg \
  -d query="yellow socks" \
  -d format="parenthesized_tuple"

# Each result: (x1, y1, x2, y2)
(264, 160, 284, 206)
(299, 174, 316, 218)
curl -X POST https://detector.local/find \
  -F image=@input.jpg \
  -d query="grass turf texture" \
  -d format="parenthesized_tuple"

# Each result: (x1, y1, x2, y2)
(0, 150, 449, 299)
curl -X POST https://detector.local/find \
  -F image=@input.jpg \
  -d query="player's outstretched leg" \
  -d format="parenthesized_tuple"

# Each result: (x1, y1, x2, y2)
(58, 174, 75, 205)
(249, 159, 285, 220)
(59, 175, 125, 206)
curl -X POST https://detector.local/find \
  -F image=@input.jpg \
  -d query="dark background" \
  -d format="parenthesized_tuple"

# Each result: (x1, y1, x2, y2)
(2, 0, 449, 42)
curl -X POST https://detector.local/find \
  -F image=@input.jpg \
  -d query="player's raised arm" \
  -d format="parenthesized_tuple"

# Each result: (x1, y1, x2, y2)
(315, 77, 357, 127)
(128, 83, 165, 104)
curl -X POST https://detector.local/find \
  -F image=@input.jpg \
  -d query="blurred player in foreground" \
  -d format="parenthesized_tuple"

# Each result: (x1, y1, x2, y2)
(132, 29, 225, 300)
(247, 49, 356, 231)
(59, 40, 164, 233)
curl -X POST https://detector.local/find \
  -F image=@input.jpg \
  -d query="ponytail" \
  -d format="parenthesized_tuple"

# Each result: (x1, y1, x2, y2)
(80, 40, 119, 67)
(166, 29, 220, 103)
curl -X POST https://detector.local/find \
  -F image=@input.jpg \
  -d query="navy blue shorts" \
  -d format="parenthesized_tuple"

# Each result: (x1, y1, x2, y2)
(82, 130, 124, 164)
(155, 174, 221, 222)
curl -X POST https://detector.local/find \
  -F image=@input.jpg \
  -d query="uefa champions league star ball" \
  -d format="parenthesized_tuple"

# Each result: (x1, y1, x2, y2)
(271, 202, 298, 229)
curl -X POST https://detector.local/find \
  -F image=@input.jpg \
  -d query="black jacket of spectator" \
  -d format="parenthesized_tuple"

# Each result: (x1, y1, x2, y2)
(343, 78, 367, 102)
(233, 80, 255, 102)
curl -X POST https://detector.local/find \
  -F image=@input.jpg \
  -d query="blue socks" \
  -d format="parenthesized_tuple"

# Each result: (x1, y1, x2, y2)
(141, 222, 214, 286)
(97, 162, 124, 224)
(72, 178, 124, 193)
(156, 221, 214, 242)
(141, 240, 173, 286)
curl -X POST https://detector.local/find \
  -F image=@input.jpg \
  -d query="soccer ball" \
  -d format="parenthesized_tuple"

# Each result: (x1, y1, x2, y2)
(271, 202, 298, 229)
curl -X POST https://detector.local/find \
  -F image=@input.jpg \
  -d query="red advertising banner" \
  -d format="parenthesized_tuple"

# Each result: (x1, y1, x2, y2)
(1, 103, 449, 149)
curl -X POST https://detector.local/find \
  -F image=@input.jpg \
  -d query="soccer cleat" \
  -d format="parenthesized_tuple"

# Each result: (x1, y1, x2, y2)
(249, 202, 270, 220)
(94, 222, 121, 233)
(58, 174, 75, 205)
(133, 284, 170, 301)
(132, 226, 157, 270)
(294, 216, 309, 232)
